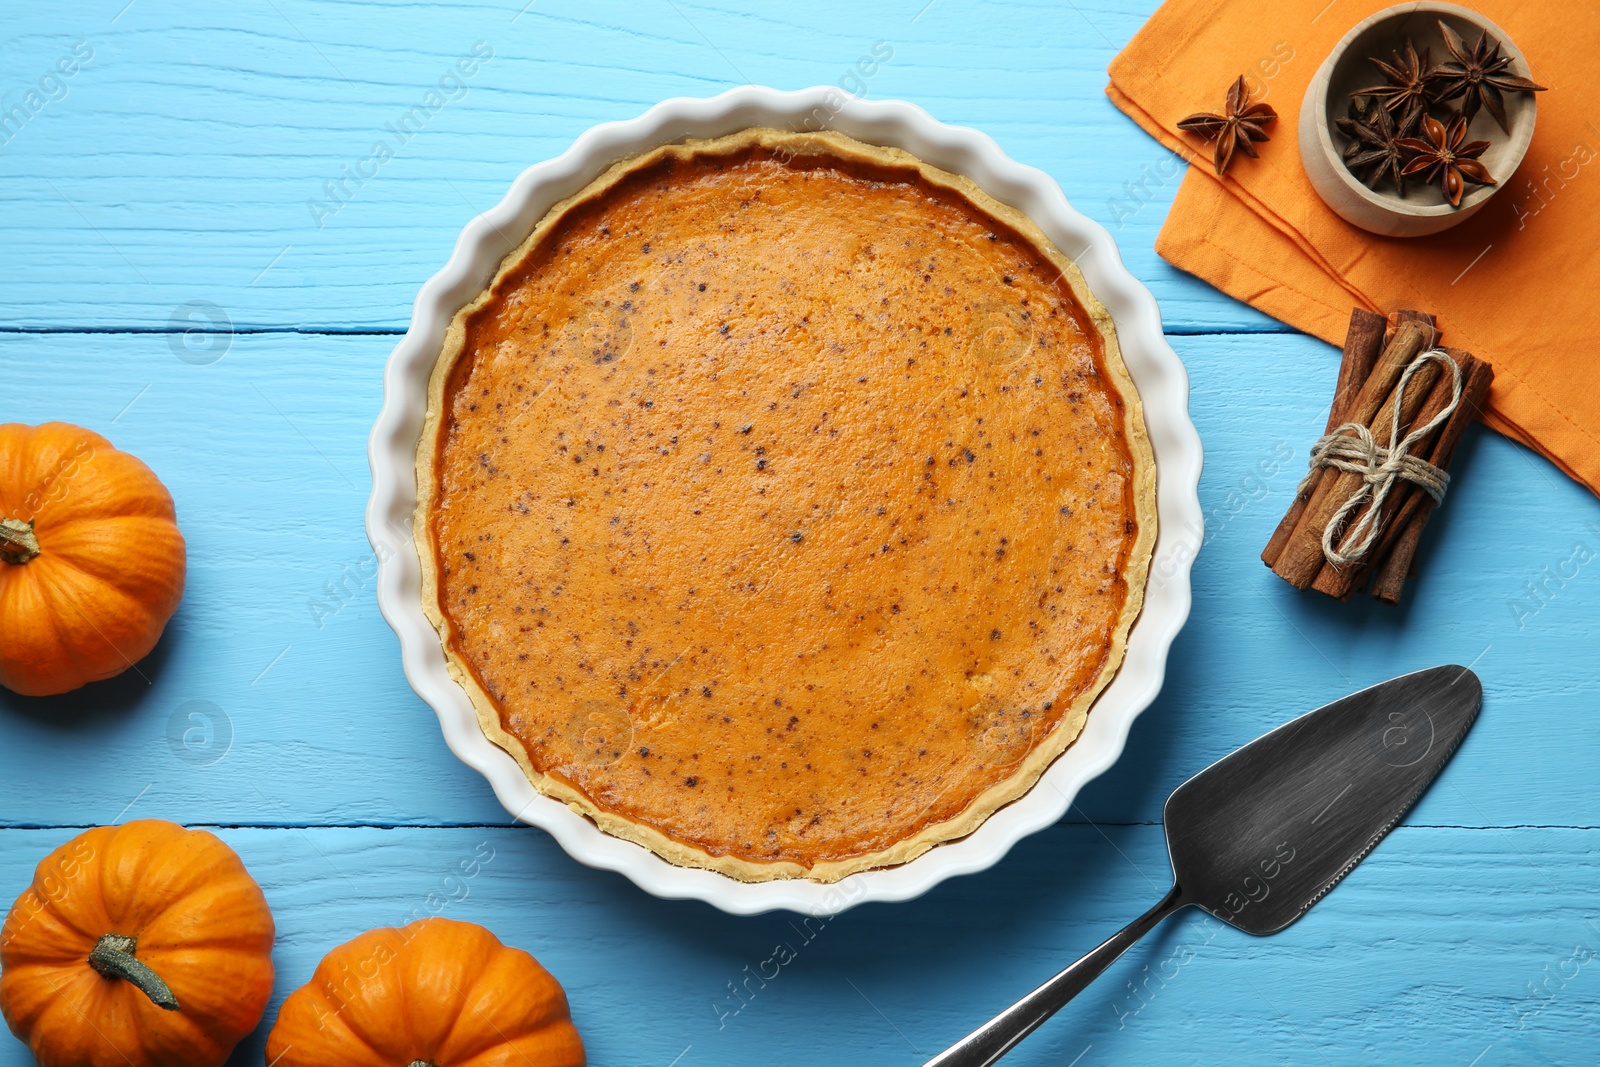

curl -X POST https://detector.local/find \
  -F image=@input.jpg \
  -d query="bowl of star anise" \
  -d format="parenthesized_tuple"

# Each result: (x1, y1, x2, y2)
(1300, 1, 1544, 237)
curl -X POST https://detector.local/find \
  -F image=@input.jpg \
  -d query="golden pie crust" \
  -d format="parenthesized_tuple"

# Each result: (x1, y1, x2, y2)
(416, 128, 1156, 882)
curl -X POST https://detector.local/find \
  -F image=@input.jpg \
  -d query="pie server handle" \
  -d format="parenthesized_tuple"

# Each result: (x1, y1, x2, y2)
(921, 884, 1187, 1067)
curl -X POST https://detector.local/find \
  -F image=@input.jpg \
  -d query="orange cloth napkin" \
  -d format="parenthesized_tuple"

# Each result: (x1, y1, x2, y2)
(1108, 0, 1600, 494)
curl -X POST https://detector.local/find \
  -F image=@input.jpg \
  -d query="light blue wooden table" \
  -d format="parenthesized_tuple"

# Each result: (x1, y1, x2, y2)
(3, 3, 1597, 1065)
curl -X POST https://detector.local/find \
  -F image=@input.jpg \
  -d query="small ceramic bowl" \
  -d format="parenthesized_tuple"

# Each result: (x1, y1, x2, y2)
(1300, 1, 1539, 237)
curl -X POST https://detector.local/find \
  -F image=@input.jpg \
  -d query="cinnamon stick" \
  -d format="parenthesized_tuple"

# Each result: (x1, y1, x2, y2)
(1261, 308, 1386, 568)
(1270, 320, 1434, 588)
(1311, 348, 1477, 598)
(1370, 357, 1495, 604)
(1359, 351, 1478, 556)
(1375, 351, 1488, 554)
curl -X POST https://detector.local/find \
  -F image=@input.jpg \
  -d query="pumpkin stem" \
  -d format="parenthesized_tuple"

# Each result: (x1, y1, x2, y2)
(87, 933, 180, 1011)
(0, 519, 40, 565)
(406, 1062, 439, 1067)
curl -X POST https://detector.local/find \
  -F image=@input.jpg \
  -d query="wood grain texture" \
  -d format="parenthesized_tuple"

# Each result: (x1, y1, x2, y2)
(0, 0, 1274, 333)
(2, 1, 1598, 1065)
(3, 825, 1598, 1066)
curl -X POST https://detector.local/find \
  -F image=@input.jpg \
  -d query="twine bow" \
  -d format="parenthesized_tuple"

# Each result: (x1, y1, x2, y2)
(1298, 349, 1463, 566)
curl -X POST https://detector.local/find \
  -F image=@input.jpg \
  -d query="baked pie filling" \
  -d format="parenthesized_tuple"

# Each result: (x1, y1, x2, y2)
(418, 129, 1155, 881)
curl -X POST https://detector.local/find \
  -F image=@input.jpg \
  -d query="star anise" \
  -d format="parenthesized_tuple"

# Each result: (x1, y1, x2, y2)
(1431, 19, 1546, 133)
(1398, 113, 1495, 207)
(1336, 94, 1410, 194)
(1354, 39, 1434, 136)
(1177, 75, 1277, 176)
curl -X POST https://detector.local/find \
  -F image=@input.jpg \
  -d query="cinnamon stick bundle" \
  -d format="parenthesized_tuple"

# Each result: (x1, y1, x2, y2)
(1261, 309, 1493, 604)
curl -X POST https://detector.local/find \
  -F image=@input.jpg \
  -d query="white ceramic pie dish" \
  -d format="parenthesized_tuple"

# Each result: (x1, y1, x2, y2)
(366, 85, 1202, 916)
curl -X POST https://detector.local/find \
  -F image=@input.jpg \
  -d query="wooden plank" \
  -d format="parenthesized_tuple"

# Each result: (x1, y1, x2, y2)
(0, 824, 1594, 1066)
(2, 331, 1596, 835)
(0, 0, 1273, 333)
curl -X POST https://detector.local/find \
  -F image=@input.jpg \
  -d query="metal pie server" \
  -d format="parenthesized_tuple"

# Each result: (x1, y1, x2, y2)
(925, 664, 1483, 1067)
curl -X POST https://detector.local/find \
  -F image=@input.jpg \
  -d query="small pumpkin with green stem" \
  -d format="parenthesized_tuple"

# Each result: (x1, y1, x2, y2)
(0, 820, 275, 1067)
(0, 421, 186, 697)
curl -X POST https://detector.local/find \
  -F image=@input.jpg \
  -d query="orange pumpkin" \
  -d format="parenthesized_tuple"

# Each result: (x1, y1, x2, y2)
(267, 917, 585, 1067)
(0, 421, 186, 696)
(0, 820, 275, 1067)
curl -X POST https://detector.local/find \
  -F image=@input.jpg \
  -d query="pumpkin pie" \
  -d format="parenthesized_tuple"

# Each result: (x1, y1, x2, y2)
(416, 129, 1156, 882)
